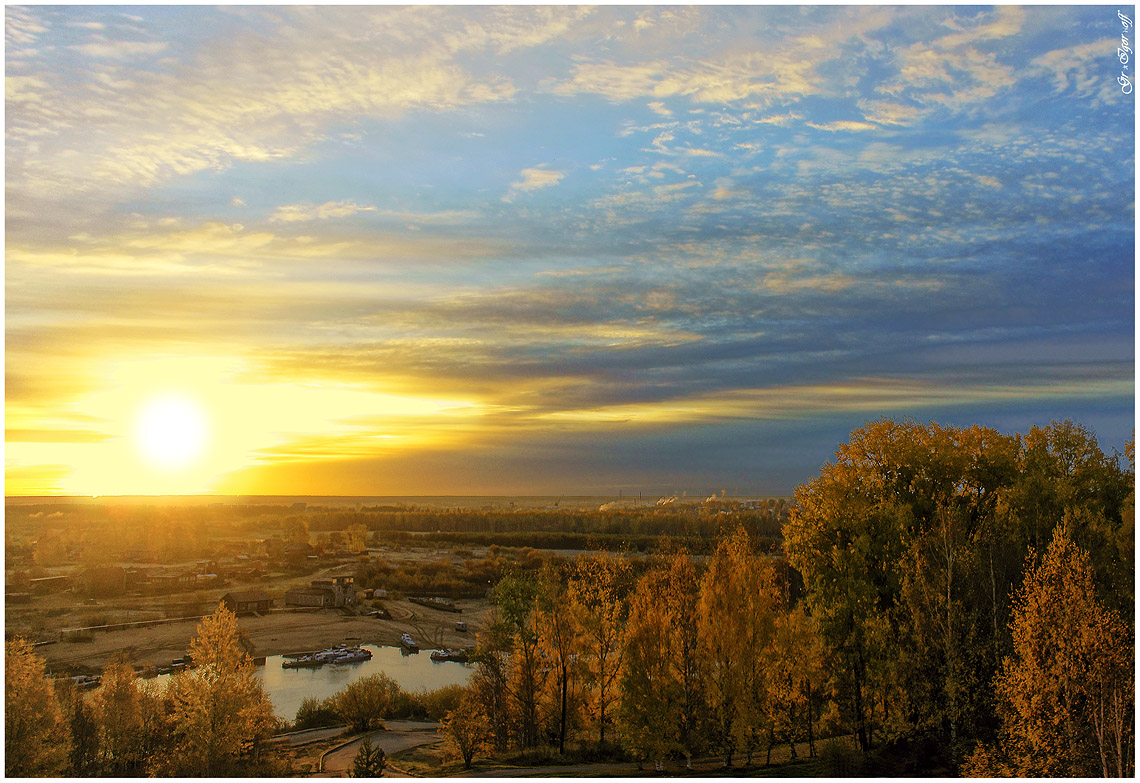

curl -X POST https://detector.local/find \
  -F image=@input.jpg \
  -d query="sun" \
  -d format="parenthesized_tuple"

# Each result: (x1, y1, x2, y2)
(134, 393, 209, 471)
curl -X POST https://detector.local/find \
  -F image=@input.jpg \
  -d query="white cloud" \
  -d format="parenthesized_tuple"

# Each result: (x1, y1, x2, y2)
(754, 111, 802, 126)
(269, 201, 376, 223)
(806, 120, 878, 132)
(857, 100, 926, 126)
(71, 40, 169, 59)
(504, 167, 565, 200)
(1031, 41, 1117, 100)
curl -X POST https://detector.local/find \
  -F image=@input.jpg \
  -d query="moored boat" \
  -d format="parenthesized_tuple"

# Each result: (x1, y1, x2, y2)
(282, 656, 323, 669)
(282, 645, 373, 668)
(429, 648, 470, 663)
(400, 632, 419, 651)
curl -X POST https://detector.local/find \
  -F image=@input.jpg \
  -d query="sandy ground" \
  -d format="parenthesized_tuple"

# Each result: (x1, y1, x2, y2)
(36, 598, 491, 673)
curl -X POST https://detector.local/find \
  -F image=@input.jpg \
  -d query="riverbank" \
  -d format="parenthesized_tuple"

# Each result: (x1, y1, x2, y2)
(36, 597, 491, 675)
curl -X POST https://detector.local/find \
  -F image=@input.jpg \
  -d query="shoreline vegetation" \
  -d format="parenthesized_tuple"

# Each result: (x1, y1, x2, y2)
(5, 417, 1134, 777)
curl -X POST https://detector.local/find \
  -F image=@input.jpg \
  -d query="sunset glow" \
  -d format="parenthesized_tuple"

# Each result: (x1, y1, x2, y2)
(134, 394, 208, 471)
(5, 6, 1133, 496)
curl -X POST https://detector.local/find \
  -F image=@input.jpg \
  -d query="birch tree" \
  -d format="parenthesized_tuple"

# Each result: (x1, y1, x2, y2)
(158, 603, 277, 776)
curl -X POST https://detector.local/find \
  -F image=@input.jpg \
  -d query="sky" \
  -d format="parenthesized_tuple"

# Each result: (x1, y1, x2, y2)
(5, 5, 1135, 497)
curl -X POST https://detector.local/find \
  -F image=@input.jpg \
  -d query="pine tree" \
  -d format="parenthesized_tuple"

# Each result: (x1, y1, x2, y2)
(350, 736, 386, 777)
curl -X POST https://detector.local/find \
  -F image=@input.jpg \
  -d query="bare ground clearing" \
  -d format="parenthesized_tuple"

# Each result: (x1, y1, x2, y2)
(34, 597, 492, 673)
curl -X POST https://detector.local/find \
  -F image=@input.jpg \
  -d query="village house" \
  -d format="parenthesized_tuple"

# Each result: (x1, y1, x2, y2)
(284, 574, 355, 608)
(221, 590, 274, 614)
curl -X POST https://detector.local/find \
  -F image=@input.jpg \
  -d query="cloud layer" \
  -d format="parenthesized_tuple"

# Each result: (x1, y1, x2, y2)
(6, 5, 1133, 496)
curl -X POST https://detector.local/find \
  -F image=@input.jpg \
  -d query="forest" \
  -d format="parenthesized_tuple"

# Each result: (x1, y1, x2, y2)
(5, 418, 1134, 777)
(451, 421, 1132, 776)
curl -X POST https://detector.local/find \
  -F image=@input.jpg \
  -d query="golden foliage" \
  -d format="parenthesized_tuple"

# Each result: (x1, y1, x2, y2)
(4, 639, 71, 777)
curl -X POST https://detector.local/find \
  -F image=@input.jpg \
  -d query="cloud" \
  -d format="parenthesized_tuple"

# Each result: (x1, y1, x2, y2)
(71, 40, 169, 59)
(754, 111, 802, 126)
(6, 7, 527, 198)
(877, 8, 1023, 113)
(5, 217, 508, 277)
(5, 6, 49, 46)
(805, 120, 878, 132)
(857, 100, 926, 126)
(269, 200, 376, 223)
(504, 167, 565, 200)
(934, 6, 1025, 49)
(1031, 41, 1118, 99)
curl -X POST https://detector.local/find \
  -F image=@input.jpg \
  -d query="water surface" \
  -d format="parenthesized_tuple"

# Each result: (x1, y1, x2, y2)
(156, 644, 472, 720)
(259, 644, 473, 720)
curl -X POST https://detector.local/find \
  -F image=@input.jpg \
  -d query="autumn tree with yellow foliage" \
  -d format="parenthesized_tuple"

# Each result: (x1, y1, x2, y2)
(964, 525, 1134, 777)
(156, 603, 278, 776)
(786, 418, 1133, 767)
(569, 553, 630, 749)
(5, 639, 71, 777)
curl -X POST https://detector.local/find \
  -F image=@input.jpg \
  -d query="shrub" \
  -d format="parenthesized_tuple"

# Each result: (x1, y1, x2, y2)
(333, 673, 401, 732)
(293, 696, 340, 730)
(818, 740, 863, 777)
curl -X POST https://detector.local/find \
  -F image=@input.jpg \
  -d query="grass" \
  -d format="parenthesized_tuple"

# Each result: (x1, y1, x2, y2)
(387, 736, 863, 778)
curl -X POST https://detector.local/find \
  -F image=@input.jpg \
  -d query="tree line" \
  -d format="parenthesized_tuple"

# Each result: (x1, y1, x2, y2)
(6, 606, 285, 777)
(450, 419, 1133, 775)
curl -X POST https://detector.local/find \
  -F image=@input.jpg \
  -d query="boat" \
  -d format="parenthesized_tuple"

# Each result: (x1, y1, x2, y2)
(400, 633, 419, 652)
(330, 647, 373, 665)
(282, 645, 373, 668)
(282, 656, 323, 669)
(430, 648, 470, 663)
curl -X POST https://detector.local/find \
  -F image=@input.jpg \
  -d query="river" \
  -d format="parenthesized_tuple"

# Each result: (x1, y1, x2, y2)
(158, 644, 473, 720)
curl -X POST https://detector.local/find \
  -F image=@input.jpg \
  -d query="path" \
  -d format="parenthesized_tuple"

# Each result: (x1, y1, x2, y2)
(317, 721, 442, 776)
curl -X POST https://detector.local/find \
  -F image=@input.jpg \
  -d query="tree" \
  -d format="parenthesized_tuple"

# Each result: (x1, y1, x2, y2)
(469, 614, 516, 752)
(494, 570, 547, 748)
(334, 673, 402, 732)
(5, 639, 72, 776)
(350, 737, 386, 777)
(569, 554, 630, 749)
(536, 563, 582, 754)
(663, 549, 709, 766)
(56, 678, 99, 776)
(618, 549, 708, 770)
(90, 656, 145, 774)
(785, 419, 1069, 755)
(158, 603, 277, 776)
(618, 565, 680, 770)
(283, 516, 310, 545)
(347, 523, 369, 553)
(968, 526, 1135, 777)
(697, 528, 779, 766)
(440, 690, 491, 768)
(766, 602, 826, 762)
